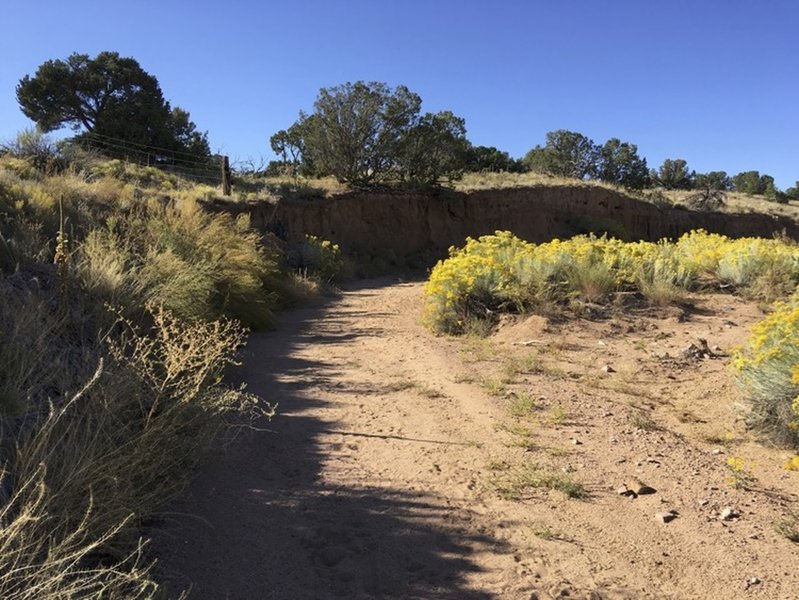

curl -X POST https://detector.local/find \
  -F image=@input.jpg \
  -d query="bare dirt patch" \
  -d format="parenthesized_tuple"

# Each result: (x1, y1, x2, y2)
(150, 279, 799, 599)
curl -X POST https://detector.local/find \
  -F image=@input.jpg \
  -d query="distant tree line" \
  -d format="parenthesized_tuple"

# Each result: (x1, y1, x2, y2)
(11, 54, 796, 199)
(270, 81, 796, 199)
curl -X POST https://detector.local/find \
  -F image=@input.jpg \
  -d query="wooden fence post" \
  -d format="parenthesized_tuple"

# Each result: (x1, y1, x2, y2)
(222, 155, 232, 196)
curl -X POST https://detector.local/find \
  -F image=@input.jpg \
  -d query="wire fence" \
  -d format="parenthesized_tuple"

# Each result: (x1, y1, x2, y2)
(75, 132, 224, 186)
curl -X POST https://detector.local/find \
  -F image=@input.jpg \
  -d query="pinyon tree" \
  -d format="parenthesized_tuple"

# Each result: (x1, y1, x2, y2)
(17, 51, 209, 161)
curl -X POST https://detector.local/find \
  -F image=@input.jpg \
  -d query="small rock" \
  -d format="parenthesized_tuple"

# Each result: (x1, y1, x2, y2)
(617, 485, 637, 498)
(744, 576, 762, 589)
(601, 364, 616, 374)
(629, 479, 657, 495)
(720, 507, 739, 521)
(655, 511, 677, 523)
(571, 438, 582, 445)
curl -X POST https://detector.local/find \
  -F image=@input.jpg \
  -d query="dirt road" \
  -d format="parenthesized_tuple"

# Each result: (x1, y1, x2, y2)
(150, 278, 799, 599)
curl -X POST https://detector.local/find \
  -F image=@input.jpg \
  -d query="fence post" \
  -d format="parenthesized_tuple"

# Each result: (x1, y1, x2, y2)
(222, 155, 232, 196)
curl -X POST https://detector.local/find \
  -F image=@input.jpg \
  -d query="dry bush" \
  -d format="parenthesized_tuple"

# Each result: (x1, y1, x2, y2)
(0, 467, 157, 599)
(74, 198, 280, 329)
(1, 156, 281, 596)
(0, 294, 266, 598)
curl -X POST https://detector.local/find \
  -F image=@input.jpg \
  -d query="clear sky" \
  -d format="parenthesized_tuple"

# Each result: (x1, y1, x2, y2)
(1, 0, 796, 187)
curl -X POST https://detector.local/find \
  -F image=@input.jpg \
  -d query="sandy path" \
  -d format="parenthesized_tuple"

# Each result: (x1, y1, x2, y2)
(150, 278, 522, 599)
(150, 278, 799, 599)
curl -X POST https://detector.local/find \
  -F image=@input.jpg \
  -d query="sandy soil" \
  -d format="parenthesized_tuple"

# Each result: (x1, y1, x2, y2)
(149, 277, 799, 599)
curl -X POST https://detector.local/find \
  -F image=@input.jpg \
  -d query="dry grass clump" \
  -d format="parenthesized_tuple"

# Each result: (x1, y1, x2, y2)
(0, 155, 282, 330)
(78, 199, 280, 329)
(0, 153, 282, 597)
(0, 281, 266, 597)
(489, 461, 587, 500)
(0, 243, 268, 578)
(456, 171, 622, 193)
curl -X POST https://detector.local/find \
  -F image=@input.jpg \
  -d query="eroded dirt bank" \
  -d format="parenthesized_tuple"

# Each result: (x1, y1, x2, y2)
(211, 187, 799, 265)
(150, 279, 799, 599)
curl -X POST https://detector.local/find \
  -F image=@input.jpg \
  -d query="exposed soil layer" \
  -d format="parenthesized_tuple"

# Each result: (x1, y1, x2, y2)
(150, 279, 799, 599)
(209, 187, 799, 265)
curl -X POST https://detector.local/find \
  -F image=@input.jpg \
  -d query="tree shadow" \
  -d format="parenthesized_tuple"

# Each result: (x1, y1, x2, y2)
(148, 279, 511, 599)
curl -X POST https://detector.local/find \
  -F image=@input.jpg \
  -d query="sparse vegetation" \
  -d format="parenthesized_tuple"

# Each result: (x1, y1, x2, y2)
(548, 405, 569, 425)
(529, 521, 568, 541)
(490, 462, 587, 500)
(508, 391, 539, 417)
(481, 376, 508, 397)
(726, 456, 756, 489)
(627, 409, 659, 432)
(775, 509, 799, 543)
(0, 150, 298, 597)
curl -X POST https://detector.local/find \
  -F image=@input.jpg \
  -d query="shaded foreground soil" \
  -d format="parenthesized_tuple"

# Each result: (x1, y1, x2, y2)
(150, 278, 799, 599)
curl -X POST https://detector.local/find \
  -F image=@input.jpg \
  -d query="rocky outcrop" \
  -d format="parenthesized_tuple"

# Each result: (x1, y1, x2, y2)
(210, 186, 799, 265)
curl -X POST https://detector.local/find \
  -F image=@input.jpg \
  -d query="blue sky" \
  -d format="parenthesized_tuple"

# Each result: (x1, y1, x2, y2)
(1, 0, 796, 187)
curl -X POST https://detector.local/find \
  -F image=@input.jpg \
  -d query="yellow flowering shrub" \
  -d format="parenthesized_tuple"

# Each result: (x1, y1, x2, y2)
(424, 231, 534, 333)
(674, 229, 730, 276)
(673, 230, 799, 299)
(733, 294, 799, 447)
(426, 230, 799, 335)
(300, 234, 343, 281)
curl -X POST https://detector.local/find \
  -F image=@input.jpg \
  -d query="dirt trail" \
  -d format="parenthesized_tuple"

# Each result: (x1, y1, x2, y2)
(151, 278, 799, 599)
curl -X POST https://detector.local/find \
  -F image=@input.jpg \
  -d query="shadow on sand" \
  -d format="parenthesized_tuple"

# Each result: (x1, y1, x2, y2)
(148, 278, 512, 599)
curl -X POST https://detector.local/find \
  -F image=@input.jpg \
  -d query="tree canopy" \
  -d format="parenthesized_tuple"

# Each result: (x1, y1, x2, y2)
(694, 171, 731, 191)
(595, 138, 649, 189)
(651, 159, 694, 190)
(464, 145, 522, 173)
(276, 81, 468, 187)
(16, 51, 209, 162)
(523, 130, 598, 179)
(398, 110, 469, 185)
(731, 170, 778, 198)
